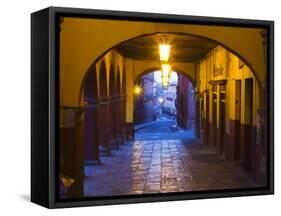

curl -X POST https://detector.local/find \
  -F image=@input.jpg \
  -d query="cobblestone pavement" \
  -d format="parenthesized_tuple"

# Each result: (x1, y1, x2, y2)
(84, 138, 257, 197)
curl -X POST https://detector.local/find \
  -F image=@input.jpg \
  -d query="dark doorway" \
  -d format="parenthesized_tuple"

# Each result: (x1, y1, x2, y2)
(243, 78, 254, 171)
(219, 85, 226, 157)
(212, 87, 217, 149)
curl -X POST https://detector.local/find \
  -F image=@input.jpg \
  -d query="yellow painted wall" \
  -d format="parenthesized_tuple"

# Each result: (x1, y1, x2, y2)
(125, 58, 134, 123)
(60, 17, 266, 107)
(197, 46, 261, 132)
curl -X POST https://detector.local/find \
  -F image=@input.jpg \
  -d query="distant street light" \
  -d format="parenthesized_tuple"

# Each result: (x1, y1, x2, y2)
(158, 97, 164, 104)
(133, 85, 142, 95)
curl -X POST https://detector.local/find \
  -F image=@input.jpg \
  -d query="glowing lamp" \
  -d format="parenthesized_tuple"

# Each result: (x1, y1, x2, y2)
(158, 97, 164, 104)
(159, 44, 170, 61)
(133, 86, 142, 95)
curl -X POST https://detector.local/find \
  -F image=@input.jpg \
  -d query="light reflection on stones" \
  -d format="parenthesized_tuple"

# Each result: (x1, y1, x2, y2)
(84, 139, 257, 197)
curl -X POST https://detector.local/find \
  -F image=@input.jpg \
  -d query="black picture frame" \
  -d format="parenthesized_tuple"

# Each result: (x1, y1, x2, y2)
(31, 6, 274, 209)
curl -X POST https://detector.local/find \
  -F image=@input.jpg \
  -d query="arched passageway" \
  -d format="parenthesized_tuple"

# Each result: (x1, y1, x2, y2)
(59, 22, 268, 199)
(133, 70, 196, 142)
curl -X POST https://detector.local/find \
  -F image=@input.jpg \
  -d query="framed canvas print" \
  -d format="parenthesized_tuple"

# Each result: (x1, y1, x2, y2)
(31, 6, 274, 208)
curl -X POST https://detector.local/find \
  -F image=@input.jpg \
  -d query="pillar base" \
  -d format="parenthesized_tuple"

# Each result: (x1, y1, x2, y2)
(125, 123, 134, 140)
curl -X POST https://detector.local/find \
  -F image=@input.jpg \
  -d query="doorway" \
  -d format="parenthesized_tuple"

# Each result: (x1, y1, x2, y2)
(243, 78, 254, 171)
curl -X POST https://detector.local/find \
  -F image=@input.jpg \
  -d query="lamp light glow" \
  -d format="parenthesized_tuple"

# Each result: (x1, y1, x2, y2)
(158, 97, 164, 104)
(133, 86, 142, 95)
(159, 44, 170, 61)
(161, 64, 171, 77)
(162, 76, 169, 87)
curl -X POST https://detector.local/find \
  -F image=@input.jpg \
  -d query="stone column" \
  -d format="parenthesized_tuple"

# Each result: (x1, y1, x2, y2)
(115, 95, 124, 145)
(120, 95, 127, 141)
(108, 96, 118, 148)
(84, 98, 100, 165)
(125, 59, 134, 140)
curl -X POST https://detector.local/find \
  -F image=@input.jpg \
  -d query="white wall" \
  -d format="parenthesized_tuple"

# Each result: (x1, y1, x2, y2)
(0, 0, 279, 215)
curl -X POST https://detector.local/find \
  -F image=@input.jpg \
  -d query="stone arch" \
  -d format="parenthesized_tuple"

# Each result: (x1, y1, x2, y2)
(134, 67, 196, 129)
(83, 65, 98, 99)
(73, 29, 266, 108)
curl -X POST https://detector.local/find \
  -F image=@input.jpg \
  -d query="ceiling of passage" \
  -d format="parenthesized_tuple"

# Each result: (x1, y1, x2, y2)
(115, 33, 218, 63)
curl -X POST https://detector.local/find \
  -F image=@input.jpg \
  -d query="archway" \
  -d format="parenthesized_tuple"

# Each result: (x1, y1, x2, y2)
(77, 31, 266, 108)
(66, 30, 267, 198)
(80, 32, 264, 166)
(133, 68, 196, 141)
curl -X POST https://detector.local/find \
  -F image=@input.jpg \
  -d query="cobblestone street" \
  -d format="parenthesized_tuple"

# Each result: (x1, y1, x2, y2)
(84, 129, 257, 197)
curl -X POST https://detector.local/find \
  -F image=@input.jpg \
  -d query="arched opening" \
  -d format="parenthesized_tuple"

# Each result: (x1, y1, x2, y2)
(134, 69, 196, 141)
(79, 32, 265, 102)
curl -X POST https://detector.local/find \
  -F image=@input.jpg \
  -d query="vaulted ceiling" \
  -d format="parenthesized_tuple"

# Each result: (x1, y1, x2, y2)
(115, 33, 218, 63)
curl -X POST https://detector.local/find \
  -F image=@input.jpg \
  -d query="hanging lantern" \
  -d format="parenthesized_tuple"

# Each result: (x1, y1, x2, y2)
(159, 44, 170, 62)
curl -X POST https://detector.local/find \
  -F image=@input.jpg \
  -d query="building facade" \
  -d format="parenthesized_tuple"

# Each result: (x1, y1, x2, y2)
(176, 74, 195, 129)
(195, 46, 266, 185)
(134, 73, 156, 125)
(163, 82, 177, 116)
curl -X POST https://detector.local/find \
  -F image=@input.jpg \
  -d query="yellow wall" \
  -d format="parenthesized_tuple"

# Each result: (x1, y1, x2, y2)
(197, 46, 261, 133)
(60, 17, 266, 107)
(125, 59, 134, 123)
